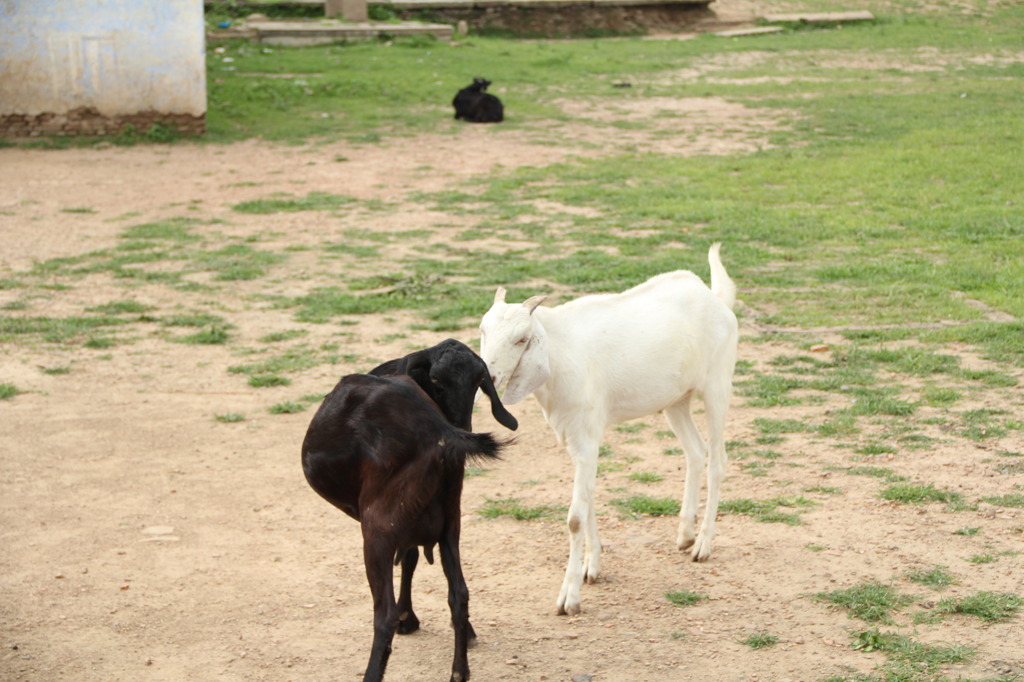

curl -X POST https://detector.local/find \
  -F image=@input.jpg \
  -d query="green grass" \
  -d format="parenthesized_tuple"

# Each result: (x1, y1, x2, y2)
(215, 413, 246, 423)
(740, 632, 779, 650)
(177, 326, 231, 345)
(188, 243, 285, 281)
(753, 417, 806, 435)
(0, 315, 132, 344)
(122, 218, 200, 242)
(718, 496, 816, 525)
(231, 192, 355, 215)
(611, 495, 680, 517)
(665, 590, 706, 608)
(161, 313, 227, 328)
(935, 591, 1022, 623)
(846, 466, 908, 483)
(195, 21, 1024, 355)
(815, 581, 916, 623)
(84, 337, 116, 349)
(982, 494, 1024, 508)
(879, 483, 964, 506)
(228, 346, 337, 377)
(269, 401, 306, 414)
(0, 383, 20, 400)
(247, 374, 291, 388)
(88, 300, 155, 315)
(627, 471, 664, 483)
(904, 566, 956, 591)
(478, 497, 561, 521)
(849, 628, 975, 680)
(259, 329, 308, 343)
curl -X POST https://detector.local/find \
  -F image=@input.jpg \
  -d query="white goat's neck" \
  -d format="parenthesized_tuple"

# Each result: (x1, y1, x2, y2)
(524, 307, 565, 410)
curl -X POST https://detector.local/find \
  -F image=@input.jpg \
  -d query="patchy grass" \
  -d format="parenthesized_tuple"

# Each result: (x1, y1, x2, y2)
(904, 566, 956, 591)
(982, 493, 1024, 508)
(247, 374, 291, 388)
(815, 581, 916, 623)
(478, 497, 561, 521)
(232, 192, 355, 215)
(936, 591, 1023, 623)
(177, 326, 231, 345)
(880, 483, 964, 507)
(718, 496, 816, 525)
(611, 495, 680, 518)
(269, 401, 305, 414)
(740, 632, 779, 650)
(666, 590, 706, 608)
(849, 628, 975, 680)
(627, 471, 664, 483)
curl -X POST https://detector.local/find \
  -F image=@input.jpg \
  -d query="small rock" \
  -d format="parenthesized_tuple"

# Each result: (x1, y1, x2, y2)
(572, 674, 593, 682)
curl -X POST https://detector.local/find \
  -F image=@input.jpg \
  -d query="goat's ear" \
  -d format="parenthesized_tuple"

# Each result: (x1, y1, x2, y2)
(523, 295, 547, 314)
(503, 333, 550, 405)
(402, 348, 433, 379)
(493, 287, 507, 304)
(480, 372, 518, 431)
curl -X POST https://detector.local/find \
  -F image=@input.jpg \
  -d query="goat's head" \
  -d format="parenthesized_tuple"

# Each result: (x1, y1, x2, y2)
(479, 287, 550, 405)
(405, 339, 518, 432)
(471, 77, 491, 91)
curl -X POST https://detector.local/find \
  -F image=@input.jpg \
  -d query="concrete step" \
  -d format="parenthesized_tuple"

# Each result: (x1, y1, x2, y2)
(214, 19, 455, 44)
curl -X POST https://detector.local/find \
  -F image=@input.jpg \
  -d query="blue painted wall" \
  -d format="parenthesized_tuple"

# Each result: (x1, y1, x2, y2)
(0, 0, 205, 117)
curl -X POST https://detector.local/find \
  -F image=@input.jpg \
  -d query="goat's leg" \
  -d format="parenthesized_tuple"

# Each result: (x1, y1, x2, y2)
(583, 493, 601, 585)
(362, 536, 399, 682)
(396, 547, 421, 634)
(664, 397, 707, 554)
(692, 385, 730, 562)
(439, 526, 472, 682)
(556, 436, 599, 616)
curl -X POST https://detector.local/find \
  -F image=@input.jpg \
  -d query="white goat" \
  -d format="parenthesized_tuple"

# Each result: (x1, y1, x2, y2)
(478, 243, 737, 616)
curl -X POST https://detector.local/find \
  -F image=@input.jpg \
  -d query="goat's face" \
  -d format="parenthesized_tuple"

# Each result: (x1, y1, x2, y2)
(428, 348, 488, 431)
(479, 287, 549, 405)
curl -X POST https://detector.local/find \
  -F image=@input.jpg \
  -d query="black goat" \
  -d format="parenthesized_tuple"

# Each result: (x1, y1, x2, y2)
(366, 339, 517, 647)
(301, 343, 517, 682)
(452, 78, 504, 123)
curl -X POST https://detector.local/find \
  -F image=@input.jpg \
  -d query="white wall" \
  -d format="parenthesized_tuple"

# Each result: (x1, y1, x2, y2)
(0, 0, 205, 125)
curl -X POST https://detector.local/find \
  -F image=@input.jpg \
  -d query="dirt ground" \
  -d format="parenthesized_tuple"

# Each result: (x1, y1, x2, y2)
(2, 13, 1024, 682)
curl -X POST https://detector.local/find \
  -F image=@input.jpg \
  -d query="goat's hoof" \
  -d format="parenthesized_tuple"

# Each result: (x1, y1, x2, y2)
(557, 602, 581, 617)
(678, 538, 695, 551)
(397, 614, 420, 635)
(690, 548, 711, 563)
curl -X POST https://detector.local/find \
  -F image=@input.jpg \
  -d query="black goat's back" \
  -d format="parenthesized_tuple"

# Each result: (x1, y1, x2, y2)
(301, 374, 505, 523)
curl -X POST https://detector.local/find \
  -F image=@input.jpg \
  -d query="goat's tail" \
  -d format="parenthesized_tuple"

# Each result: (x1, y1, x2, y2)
(708, 242, 736, 310)
(443, 431, 510, 467)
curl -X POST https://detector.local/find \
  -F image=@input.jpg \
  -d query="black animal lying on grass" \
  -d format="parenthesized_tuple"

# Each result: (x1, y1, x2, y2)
(452, 78, 504, 123)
